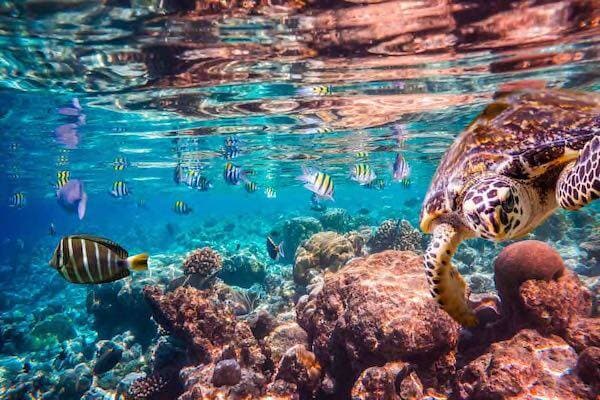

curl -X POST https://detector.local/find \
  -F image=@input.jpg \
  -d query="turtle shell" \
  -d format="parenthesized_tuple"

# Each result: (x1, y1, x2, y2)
(420, 89, 600, 231)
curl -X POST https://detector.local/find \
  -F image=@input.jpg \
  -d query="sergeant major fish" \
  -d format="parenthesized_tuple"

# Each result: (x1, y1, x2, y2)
(174, 200, 192, 215)
(393, 153, 411, 186)
(297, 167, 334, 201)
(110, 181, 129, 198)
(224, 162, 247, 185)
(265, 187, 276, 198)
(9, 192, 25, 208)
(49, 235, 148, 284)
(350, 163, 376, 185)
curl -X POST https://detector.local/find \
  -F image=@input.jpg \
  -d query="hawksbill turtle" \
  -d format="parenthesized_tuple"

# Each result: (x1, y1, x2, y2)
(420, 88, 600, 327)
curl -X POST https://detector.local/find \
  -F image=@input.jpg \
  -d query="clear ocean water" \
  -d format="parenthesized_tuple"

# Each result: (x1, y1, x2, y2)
(0, 1, 599, 399)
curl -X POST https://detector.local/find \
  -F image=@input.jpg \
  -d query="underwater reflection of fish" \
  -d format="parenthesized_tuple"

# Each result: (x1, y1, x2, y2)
(310, 193, 327, 211)
(174, 200, 192, 215)
(392, 124, 408, 148)
(224, 162, 247, 185)
(223, 145, 240, 160)
(298, 85, 332, 96)
(93, 343, 123, 375)
(57, 98, 83, 117)
(298, 167, 334, 201)
(266, 236, 285, 260)
(54, 123, 80, 149)
(187, 174, 212, 191)
(351, 163, 377, 185)
(49, 235, 148, 284)
(8, 192, 26, 208)
(393, 153, 411, 186)
(49, 223, 56, 236)
(137, 199, 147, 209)
(265, 187, 276, 198)
(57, 179, 87, 220)
(110, 181, 130, 198)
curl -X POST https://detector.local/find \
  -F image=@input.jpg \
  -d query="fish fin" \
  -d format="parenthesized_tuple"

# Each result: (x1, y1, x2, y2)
(69, 235, 129, 259)
(127, 253, 149, 272)
(278, 242, 285, 259)
(78, 193, 87, 220)
(303, 183, 316, 192)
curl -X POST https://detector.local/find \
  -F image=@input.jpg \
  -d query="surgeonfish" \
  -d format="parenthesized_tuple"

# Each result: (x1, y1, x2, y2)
(57, 179, 87, 219)
(9, 192, 25, 208)
(48, 235, 148, 284)
(393, 153, 411, 186)
(55, 170, 70, 189)
(110, 181, 129, 198)
(224, 162, 246, 185)
(113, 156, 128, 171)
(266, 236, 285, 260)
(350, 163, 377, 185)
(265, 187, 276, 198)
(174, 200, 192, 215)
(297, 167, 334, 201)
(245, 181, 258, 193)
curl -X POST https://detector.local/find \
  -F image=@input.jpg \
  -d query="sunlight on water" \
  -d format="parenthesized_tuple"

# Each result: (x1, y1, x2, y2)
(0, 0, 599, 399)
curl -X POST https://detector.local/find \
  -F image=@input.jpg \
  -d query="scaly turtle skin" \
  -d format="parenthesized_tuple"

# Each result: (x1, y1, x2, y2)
(420, 89, 600, 327)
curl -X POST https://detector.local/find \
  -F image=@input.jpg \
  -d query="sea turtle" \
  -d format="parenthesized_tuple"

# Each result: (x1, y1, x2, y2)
(420, 88, 600, 327)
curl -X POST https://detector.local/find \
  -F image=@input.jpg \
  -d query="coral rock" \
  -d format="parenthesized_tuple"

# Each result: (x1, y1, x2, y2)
(494, 240, 565, 315)
(367, 219, 423, 253)
(181, 247, 222, 289)
(293, 231, 358, 285)
(456, 329, 593, 400)
(143, 286, 264, 367)
(273, 345, 322, 393)
(576, 347, 600, 388)
(351, 361, 408, 400)
(281, 216, 323, 262)
(264, 322, 309, 366)
(297, 251, 459, 395)
(126, 373, 170, 400)
(211, 359, 242, 387)
(220, 252, 266, 288)
(518, 269, 592, 335)
(565, 317, 600, 352)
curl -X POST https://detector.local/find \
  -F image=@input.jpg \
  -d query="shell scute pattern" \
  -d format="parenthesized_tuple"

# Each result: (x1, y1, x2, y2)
(422, 89, 600, 226)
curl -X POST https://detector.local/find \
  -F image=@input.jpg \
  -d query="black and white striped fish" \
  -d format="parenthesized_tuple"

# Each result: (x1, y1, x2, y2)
(9, 192, 25, 208)
(174, 200, 192, 215)
(350, 163, 376, 185)
(224, 162, 246, 185)
(297, 167, 334, 201)
(49, 235, 148, 284)
(393, 153, 411, 186)
(110, 181, 129, 198)
(245, 181, 258, 193)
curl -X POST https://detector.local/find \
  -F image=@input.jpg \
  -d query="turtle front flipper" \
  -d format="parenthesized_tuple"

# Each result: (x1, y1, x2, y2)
(557, 136, 600, 210)
(424, 222, 478, 327)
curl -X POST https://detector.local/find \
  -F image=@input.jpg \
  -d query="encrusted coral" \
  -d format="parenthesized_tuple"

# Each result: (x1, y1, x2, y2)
(183, 247, 222, 277)
(293, 231, 358, 285)
(126, 374, 168, 400)
(367, 219, 423, 253)
(281, 217, 323, 262)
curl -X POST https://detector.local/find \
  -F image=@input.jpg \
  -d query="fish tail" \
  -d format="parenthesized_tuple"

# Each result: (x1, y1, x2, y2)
(425, 223, 477, 328)
(278, 242, 285, 259)
(127, 253, 149, 272)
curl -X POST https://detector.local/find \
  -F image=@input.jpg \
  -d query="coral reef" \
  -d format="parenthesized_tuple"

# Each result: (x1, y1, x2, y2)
(293, 231, 361, 285)
(318, 208, 354, 232)
(367, 219, 424, 253)
(180, 247, 222, 289)
(220, 250, 266, 288)
(297, 250, 459, 396)
(280, 217, 323, 263)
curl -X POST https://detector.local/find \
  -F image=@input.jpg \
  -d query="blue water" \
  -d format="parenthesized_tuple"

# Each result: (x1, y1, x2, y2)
(0, 0, 599, 398)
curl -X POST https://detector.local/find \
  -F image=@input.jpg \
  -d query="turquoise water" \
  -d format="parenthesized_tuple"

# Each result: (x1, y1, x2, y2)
(0, 1, 599, 399)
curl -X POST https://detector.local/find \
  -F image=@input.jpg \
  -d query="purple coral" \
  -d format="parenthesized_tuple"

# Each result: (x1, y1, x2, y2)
(126, 374, 167, 400)
(183, 247, 222, 277)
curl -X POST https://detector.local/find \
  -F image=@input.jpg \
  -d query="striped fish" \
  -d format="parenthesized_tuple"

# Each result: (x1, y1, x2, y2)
(224, 135, 239, 148)
(113, 156, 128, 171)
(48, 235, 148, 284)
(110, 181, 129, 198)
(351, 163, 376, 185)
(297, 167, 334, 201)
(366, 178, 386, 190)
(223, 146, 240, 160)
(174, 200, 192, 215)
(298, 85, 333, 96)
(9, 192, 25, 208)
(393, 153, 411, 186)
(266, 236, 285, 260)
(245, 181, 258, 193)
(55, 170, 70, 189)
(265, 187, 276, 199)
(224, 162, 246, 185)
(186, 174, 212, 191)
(356, 151, 369, 159)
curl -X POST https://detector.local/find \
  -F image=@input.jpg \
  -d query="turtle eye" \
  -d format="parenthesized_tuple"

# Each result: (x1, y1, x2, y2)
(503, 192, 515, 212)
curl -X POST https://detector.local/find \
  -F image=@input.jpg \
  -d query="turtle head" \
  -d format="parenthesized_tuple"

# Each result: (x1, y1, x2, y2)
(461, 176, 528, 240)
